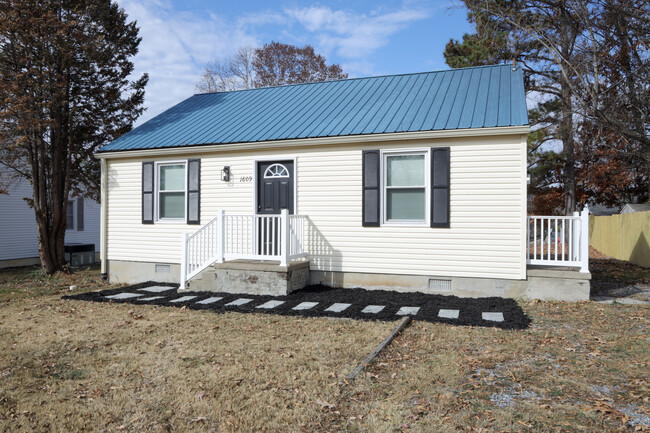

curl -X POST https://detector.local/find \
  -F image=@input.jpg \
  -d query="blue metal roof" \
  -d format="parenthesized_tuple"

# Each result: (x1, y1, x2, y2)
(99, 64, 528, 153)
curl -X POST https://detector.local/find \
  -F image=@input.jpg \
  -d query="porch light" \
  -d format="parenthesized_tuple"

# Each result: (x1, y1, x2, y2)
(221, 166, 230, 182)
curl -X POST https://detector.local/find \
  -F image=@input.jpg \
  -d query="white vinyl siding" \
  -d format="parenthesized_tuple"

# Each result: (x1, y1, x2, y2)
(0, 178, 100, 263)
(105, 133, 527, 280)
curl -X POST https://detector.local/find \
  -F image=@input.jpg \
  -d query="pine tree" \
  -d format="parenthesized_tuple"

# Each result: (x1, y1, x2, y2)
(0, 0, 148, 274)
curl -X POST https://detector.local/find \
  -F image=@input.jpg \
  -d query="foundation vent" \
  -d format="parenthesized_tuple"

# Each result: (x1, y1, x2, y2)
(155, 264, 170, 273)
(429, 278, 451, 292)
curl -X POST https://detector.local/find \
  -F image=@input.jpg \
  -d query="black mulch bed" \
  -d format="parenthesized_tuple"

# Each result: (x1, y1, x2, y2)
(63, 282, 531, 330)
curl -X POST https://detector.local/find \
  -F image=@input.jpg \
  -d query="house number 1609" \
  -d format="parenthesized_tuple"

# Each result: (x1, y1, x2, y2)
(239, 176, 252, 183)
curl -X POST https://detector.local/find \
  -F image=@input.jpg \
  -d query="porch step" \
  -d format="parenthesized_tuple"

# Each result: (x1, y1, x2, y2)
(187, 260, 310, 296)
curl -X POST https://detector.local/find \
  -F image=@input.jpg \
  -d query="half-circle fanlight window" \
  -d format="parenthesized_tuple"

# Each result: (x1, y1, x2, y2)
(264, 163, 289, 178)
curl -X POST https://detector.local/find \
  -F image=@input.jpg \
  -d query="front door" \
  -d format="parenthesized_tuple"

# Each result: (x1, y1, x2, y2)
(256, 161, 294, 256)
(257, 161, 294, 215)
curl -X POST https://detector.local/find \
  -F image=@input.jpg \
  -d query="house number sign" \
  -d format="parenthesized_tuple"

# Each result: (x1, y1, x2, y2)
(239, 176, 253, 183)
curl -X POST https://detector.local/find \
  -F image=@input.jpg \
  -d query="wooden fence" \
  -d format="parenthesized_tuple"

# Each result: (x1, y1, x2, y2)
(590, 210, 650, 268)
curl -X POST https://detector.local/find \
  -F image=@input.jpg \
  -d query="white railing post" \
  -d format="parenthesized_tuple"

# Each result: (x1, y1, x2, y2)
(572, 211, 580, 261)
(216, 210, 225, 264)
(580, 205, 590, 273)
(180, 232, 189, 289)
(280, 209, 289, 267)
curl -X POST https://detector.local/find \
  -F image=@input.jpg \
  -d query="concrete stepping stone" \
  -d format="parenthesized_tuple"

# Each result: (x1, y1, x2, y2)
(438, 309, 459, 319)
(325, 303, 351, 313)
(139, 286, 175, 293)
(292, 302, 318, 311)
(137, 296, 165, 302)
(361, 305, 385, 314)
(482, 312, 504, 322)
(225, 298, 253, 307)
(105, 293, 143, 300)
(396, 306, 420, 316)
(256, 300, 285, 309)
(170, 296, 197, 303)
(196, 297, 224, 305)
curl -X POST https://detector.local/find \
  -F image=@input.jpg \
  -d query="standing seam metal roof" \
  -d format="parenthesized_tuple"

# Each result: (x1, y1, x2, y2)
(99, 64, 528, 152)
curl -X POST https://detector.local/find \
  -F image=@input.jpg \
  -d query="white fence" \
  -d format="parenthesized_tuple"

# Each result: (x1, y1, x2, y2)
(180, 210, 307, 287)
(527, 206, 589, 272)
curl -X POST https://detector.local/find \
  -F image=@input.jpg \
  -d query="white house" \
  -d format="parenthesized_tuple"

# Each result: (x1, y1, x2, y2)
(96, 64, 591, 300)
(620, 203, 650, 214)
(0, 177, 100, 269)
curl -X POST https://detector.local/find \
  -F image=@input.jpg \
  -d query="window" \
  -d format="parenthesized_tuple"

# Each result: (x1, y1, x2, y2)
(66, 200, 75, 230)
(383, 151, 429, 224)
(157, 162, 186, 220)
(264, 163, 289, 178)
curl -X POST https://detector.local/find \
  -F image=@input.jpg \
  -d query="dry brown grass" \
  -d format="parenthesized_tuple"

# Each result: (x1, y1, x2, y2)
(0, 266, 648, 432)
(323, 301, 649, 432)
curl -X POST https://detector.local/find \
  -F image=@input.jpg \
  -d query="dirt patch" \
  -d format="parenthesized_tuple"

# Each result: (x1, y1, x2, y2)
(590, 248, 650, 303)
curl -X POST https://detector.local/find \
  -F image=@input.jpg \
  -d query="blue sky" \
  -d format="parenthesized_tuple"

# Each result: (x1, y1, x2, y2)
(116, 0, 473, 124)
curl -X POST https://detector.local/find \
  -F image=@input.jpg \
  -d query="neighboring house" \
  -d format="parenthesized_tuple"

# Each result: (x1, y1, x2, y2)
(0, 177, 100, 269)
(620, 203, 650, 214)
(95, 64, 590, 300)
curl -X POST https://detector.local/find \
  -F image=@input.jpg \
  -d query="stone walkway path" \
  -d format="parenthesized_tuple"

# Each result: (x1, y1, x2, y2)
(65, 283, 531, 329)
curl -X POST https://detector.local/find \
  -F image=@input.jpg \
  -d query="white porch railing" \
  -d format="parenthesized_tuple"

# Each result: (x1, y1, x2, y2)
(527, 206, 589, 272)
(180, 209, 307, 288)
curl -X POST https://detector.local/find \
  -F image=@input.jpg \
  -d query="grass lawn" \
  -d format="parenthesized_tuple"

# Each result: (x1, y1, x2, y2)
(0, 265, 648, 432)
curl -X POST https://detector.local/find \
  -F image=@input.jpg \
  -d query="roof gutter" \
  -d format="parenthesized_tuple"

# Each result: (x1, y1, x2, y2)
(95, 125, 530, 160)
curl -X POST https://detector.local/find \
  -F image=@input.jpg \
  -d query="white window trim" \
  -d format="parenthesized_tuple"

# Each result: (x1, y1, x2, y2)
(380, 148, 430, 227)
(155, 160, 188, 223)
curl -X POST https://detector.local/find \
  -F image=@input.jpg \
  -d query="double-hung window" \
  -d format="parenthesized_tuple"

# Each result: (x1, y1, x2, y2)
(143, 159, 200, 225)
(66, 200, 75, 230)
(157, 162, 186, 220)
(383, 150, 429, 225)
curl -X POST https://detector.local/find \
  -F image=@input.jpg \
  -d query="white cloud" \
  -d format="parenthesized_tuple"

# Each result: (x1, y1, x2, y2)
(114, 1, 431, 125)
(117, 0, 259, 124)
(284, 5, 430, 61)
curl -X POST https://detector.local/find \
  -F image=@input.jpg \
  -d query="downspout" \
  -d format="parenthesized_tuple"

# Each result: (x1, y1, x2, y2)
(100, 157, 108, 281)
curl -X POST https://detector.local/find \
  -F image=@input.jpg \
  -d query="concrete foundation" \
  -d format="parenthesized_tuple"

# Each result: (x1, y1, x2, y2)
(107, 259, 591, 301)
(1, 252, 100, 271)
(0, 257, 42, 270)
(107, 259, 180, 284)
(311, 267, 591, 302)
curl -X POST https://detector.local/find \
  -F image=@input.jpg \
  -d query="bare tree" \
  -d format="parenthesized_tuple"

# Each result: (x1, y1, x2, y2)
(448, 0, 649, 212)
(196, 42, 348, 93)
(253, 41, 347, 88)
(195, 46, 255, 93)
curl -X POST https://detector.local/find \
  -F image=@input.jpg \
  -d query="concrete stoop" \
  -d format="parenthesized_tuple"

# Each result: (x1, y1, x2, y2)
(525, 266, 591, 301)
(187, 260, 310, 296)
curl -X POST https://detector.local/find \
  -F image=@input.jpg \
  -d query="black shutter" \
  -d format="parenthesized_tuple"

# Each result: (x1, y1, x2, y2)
(187, 159, 201, 225)
(142, 161, 154, 224)
(76, 198, 84, 231)
(431, 147, 450, 228)
(362, 150, 380, 227)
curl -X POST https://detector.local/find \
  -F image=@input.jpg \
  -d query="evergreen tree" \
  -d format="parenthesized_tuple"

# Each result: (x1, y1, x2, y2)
(0, 0, 148, 273)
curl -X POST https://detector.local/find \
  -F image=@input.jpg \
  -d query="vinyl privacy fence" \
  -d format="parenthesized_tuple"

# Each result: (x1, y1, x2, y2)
(590, 210, 650, 268)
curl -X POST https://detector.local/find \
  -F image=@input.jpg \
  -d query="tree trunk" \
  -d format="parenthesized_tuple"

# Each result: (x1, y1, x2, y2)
(559, 7, 576, 215)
